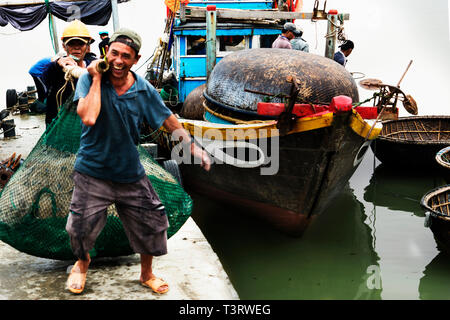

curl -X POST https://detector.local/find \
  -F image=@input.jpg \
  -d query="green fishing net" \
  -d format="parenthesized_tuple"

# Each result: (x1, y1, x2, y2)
(0, 93, 193, 260)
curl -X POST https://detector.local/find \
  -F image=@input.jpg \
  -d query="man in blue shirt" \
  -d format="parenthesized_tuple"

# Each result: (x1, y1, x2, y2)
(65, 28, 211, 295)
(334, 40, 354, 67)
(28, 57, 51, 102)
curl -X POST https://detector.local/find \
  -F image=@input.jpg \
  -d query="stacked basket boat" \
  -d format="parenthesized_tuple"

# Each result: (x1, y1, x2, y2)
(421, 146, 450, 254)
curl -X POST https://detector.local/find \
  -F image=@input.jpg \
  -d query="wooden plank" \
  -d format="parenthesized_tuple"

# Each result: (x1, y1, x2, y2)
(184, 6, 350, 21)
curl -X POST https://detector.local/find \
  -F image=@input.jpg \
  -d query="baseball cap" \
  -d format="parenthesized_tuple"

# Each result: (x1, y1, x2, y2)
(109, 28, 142, 53)
(293, 26, 303, 36)
(283, 22, 297, 32)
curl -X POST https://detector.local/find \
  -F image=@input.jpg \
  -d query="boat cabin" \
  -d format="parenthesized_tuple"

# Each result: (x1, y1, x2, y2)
(169, 0, 283, 103)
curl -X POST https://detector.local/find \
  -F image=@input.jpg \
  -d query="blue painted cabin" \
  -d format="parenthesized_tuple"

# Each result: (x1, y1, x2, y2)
(170, 0, 282, 103)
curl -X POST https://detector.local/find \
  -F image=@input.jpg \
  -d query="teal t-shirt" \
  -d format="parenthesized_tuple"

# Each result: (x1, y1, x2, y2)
(73, 71, 172, 183)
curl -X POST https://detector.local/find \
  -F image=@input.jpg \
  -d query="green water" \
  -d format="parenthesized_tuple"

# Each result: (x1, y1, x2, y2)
(191, 149, 450, 300)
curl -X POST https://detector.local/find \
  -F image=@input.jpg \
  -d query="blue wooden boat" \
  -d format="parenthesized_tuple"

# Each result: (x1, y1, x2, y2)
(144, 1, 382, 236)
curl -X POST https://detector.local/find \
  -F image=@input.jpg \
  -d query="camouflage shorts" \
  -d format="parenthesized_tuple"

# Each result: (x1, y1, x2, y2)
(66, 171, 169, 260)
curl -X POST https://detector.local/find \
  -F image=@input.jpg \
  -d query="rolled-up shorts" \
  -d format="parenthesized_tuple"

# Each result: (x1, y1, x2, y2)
(66, 171, 169, 260)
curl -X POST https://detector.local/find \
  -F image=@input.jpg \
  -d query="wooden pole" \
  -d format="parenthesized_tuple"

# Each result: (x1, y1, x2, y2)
(206, 5, 217, 82)
(397, 60, 413, 87)
(325, 9, 338, 60)
(49, 13, 59, 53)
(111, 0, 120, 31)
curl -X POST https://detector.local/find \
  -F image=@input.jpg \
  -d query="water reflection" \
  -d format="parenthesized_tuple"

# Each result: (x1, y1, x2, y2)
(363, 164, 446, 217)
(191, 184, 381, 300)
(419, 253, 450, 299)
(360, 162, 444, 299)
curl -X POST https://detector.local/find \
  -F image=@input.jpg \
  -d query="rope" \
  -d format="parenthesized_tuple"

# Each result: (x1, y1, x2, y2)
(56, 66, 86, 112)
(325, 15, 347, 43)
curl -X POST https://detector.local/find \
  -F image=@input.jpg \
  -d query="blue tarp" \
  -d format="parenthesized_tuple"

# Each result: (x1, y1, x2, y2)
(0, 0, 112, 31)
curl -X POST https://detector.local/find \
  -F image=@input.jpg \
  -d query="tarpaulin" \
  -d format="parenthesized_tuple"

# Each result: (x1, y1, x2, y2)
(0, 0, 112, 31)
(165, 0, 189, 13)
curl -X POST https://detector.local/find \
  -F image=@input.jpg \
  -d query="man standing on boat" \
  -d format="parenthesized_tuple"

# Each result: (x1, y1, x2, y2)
(98, 31, 110, 59)
(334, 40, 354, 67)
(272, 22, 296, 49)
(42, 19, 93, 127)
(65, 28, 211, 295)
(291, 26, 309, 52)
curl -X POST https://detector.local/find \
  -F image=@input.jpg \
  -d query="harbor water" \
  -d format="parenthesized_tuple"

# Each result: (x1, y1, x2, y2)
(190, 148, 450, 300)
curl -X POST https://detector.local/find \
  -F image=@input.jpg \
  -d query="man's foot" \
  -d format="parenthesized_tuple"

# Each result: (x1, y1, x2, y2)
(67, 261, 88, 294)
(140, 276, 169, 294)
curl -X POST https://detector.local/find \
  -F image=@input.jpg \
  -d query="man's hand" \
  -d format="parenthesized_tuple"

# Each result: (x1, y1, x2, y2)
(57, 56, 77, 68)
(190, 142, 211, 171)
(86, 59, 103, 79)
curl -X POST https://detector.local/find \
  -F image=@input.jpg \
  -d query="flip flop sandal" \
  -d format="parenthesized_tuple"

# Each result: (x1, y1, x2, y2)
(67, 262, 87, 294)
(141, 277, 169, 294)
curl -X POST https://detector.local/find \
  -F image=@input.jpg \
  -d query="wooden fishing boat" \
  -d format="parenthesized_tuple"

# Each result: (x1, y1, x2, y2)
(436, 146, 450, 170)
(152, 47, 383, 236)
(144, 2, 385, 236)
(371, 116, 450, 168)
(156, 103, 380, 236)
(421, 185, 450, 254)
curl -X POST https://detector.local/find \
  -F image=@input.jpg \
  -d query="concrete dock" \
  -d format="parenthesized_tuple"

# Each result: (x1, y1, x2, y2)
(0, 113, 239, 300)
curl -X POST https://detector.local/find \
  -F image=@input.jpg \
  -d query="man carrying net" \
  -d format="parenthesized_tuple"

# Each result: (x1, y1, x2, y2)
(65, 28, 211, 295)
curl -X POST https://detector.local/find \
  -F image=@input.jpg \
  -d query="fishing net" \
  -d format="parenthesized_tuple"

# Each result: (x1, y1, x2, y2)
(0, 93, 193, 260)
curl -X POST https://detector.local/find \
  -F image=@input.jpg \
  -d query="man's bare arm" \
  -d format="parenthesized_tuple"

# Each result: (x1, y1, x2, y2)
(77, 60, 102, 127)
(163, 114, 211, 171)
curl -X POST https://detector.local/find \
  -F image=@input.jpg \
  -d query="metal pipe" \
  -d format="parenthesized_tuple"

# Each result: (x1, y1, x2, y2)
(206, 5, 217, 81)
(96, 58, 110, 73)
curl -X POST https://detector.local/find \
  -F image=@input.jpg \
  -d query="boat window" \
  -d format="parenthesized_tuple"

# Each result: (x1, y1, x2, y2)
(218, 36, 246, 52)
(186, 36, 207, 55)
(259, 34, 279, 48)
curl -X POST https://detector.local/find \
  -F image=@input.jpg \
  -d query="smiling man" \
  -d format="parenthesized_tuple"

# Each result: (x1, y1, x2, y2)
(65, 28, 210, 295)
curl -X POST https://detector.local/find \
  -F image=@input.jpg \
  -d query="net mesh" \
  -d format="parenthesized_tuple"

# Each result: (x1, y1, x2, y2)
(0, 94, 193, 260)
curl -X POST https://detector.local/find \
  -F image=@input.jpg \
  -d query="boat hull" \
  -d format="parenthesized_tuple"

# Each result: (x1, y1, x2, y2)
(421, 185, 450, 254)
(157, 110, 379, 236)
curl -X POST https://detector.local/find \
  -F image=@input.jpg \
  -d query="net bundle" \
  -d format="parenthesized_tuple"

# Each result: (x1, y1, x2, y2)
(0, 94, 193, 260)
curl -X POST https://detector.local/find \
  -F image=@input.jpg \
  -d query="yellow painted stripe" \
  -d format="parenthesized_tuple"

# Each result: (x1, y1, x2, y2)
(159, 111, 380, 140)
(349, 110, 382, 140)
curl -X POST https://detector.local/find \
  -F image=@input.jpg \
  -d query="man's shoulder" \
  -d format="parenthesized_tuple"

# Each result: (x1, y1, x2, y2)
(133, 72, 155, 92)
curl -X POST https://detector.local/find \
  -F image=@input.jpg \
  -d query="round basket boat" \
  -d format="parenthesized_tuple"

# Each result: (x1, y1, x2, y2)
(436, 146, 450, 170)
(204, 48, 359, 120)
(372, 116, 450, 168)
(421, 185, 450, 254)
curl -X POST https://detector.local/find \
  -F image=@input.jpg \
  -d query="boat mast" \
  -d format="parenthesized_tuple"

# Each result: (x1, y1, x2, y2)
(206, 5, 217, 81)
(49, 13, 59, 53)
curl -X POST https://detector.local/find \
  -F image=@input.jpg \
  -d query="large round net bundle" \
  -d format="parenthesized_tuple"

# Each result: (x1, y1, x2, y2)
(0, 94, 193, 260)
